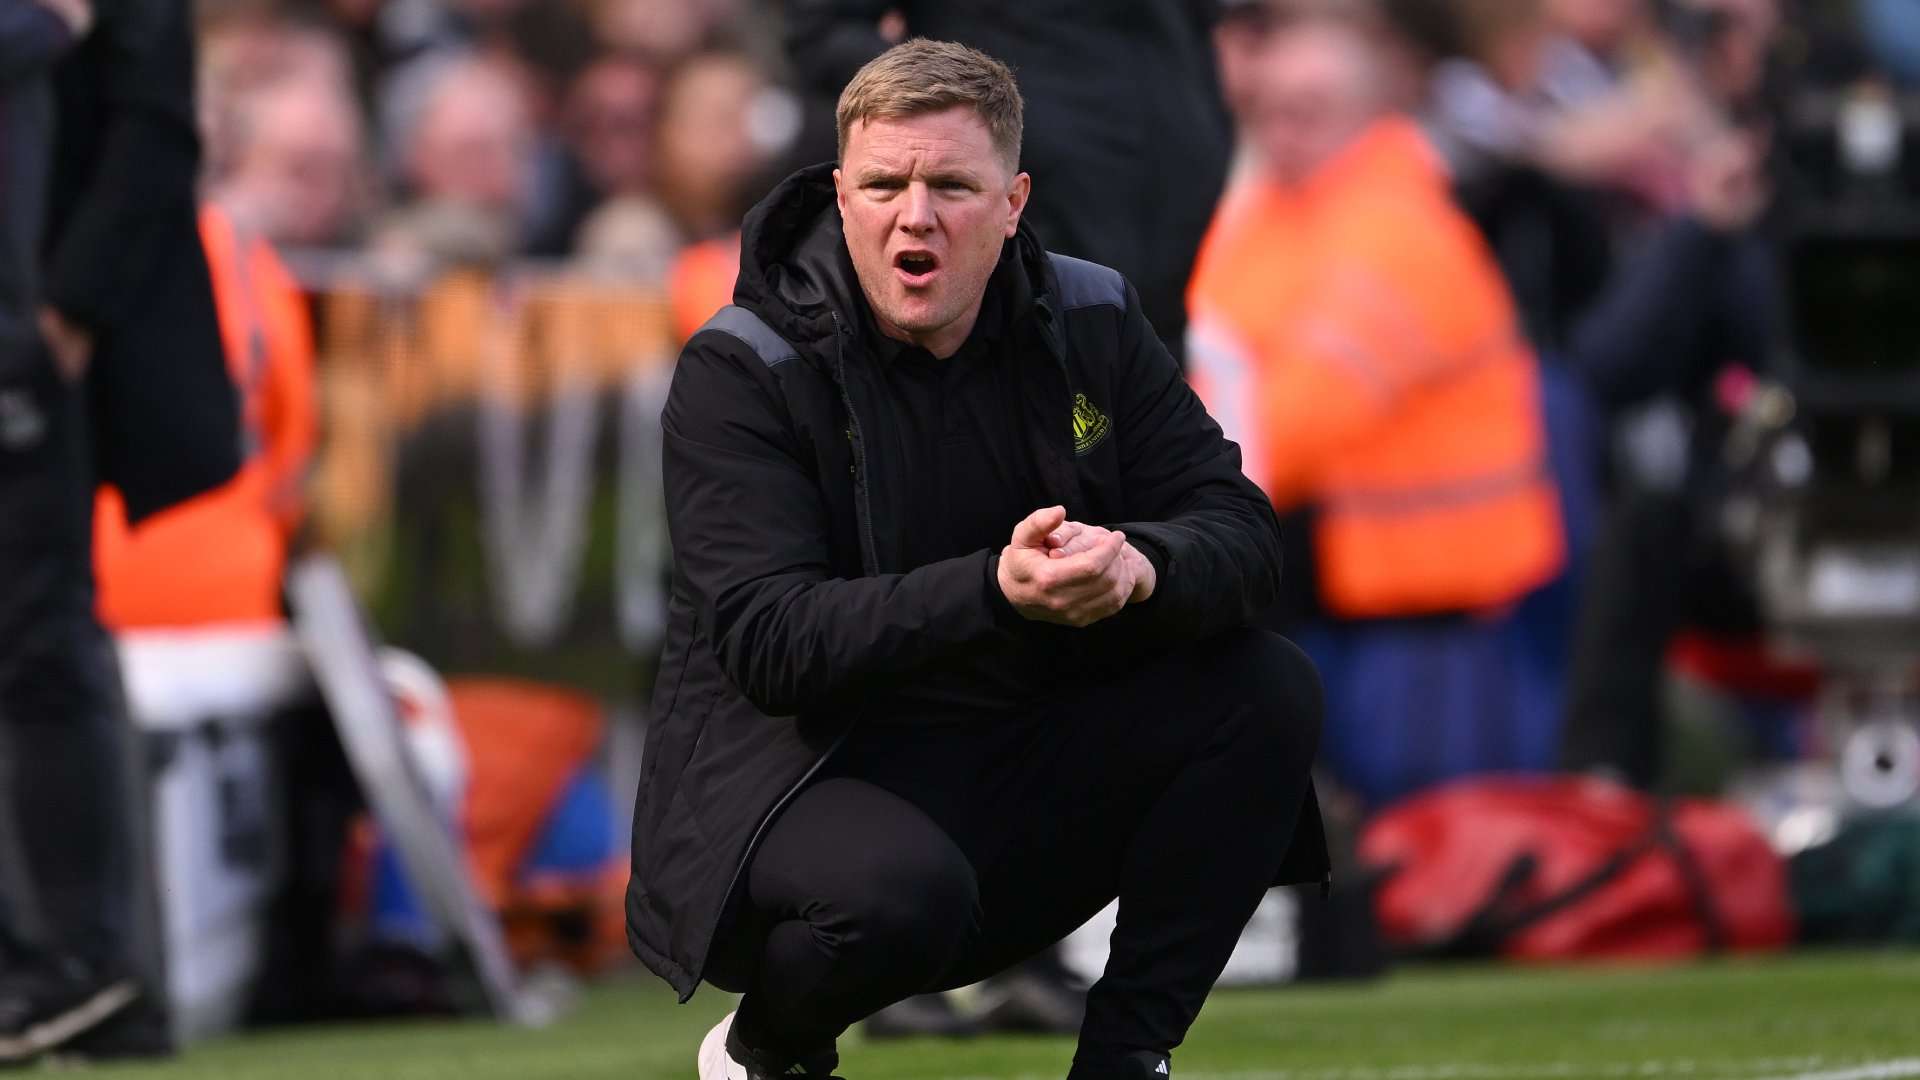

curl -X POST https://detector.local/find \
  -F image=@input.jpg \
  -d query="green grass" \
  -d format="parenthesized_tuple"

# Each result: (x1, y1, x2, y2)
(65, 951, 1920, 1080)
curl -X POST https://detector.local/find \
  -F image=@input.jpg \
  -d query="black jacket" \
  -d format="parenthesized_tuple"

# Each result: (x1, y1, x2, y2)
(44, 0, 238, 522)
(1, 1, 78, 378)
(626, 164, 1326, 1000)
(783, 0, 1232, 364)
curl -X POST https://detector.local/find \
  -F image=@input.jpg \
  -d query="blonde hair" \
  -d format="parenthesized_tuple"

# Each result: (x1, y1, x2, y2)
(835, 39, 1024, 171)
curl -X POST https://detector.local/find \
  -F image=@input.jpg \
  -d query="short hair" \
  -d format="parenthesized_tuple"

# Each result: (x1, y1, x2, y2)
(835, 39, 1024, 171)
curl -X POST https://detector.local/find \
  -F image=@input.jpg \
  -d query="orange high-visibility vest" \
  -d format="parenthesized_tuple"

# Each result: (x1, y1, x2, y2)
(669, 232, 741, 343)
(93, 204, 318, 628)
(1188, 117, 1563, 618)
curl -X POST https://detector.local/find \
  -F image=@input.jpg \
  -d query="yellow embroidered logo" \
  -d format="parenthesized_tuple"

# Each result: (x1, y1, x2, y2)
(1071, 393, 1111, 455)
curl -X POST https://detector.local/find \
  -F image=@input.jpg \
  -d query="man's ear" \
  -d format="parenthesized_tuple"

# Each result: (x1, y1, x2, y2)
(833, 167, 848, 217)
(1006, 171, 1031, 237)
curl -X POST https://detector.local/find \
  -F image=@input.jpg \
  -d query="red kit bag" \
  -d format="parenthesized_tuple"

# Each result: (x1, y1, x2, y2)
(1361, 776, 1794, 961)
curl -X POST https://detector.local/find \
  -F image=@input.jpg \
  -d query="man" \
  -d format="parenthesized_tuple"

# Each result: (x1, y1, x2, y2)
(1, 0, 238, 1061)
(785, 1, 1234, 367)
(1557, 0, 1783, 787)
(1186, 12, 1563, 805)
(0, 0, 92, 1041)
(628, 39, 1326, 1080)
(784, 3, 1241, 1033)
(200, 69, 365, 249)
(375, 54, 537, 262)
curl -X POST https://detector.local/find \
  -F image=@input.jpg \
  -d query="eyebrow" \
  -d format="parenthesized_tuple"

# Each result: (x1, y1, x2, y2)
(856, 165, 982, 186)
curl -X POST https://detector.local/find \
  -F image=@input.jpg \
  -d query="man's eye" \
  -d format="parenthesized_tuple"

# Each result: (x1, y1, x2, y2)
(867, 179, 904, 191)
(936, 181, 970, 192)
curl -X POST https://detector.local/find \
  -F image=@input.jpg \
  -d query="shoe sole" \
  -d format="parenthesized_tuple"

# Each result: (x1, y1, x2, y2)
(697, 1010, 741, 1080)
(0, 980, 140, 1063)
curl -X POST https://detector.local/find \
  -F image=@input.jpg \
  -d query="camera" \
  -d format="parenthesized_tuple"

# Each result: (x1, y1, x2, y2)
(1722, 83, 1920, 808)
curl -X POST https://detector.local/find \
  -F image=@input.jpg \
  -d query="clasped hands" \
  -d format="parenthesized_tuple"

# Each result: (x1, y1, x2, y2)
(996, 505, 1156, 627)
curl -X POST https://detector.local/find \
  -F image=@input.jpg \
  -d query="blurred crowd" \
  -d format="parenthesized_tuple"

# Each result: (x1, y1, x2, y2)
(192, 0, 792, 273)
(176, 0, 1916, 803)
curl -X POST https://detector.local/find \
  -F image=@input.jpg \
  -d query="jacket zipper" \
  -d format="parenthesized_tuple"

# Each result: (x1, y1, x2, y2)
(686, 314, 875, 1001)
(831, 311, 883, 577)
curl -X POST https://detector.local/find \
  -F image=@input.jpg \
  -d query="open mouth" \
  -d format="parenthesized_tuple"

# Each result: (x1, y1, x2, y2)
(894, 250, 940, 285)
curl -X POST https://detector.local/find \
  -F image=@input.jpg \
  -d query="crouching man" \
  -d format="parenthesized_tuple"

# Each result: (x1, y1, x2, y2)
(627, 38, 1328, 1080)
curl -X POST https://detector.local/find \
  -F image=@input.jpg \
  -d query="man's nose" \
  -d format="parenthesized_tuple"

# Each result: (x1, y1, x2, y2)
(897, 182, 935, 234)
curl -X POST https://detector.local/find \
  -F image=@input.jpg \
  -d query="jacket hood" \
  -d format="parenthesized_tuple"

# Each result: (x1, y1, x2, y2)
(733, 162, 1061, 356)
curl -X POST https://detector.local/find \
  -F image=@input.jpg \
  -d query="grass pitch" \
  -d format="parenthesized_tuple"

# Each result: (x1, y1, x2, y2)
(69, 950, 1920, 1080)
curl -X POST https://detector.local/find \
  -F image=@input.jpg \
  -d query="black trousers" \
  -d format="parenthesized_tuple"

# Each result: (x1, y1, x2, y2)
(0, 360, 134, 974)
(1561, 486, 1761, 787)
(706, 628, 1323, 1077)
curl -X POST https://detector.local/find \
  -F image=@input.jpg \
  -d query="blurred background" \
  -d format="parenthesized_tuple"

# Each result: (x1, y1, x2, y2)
(5, 0, 1920, 1071)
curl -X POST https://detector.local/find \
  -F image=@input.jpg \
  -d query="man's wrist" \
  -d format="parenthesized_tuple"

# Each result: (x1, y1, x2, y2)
(984, 552, 1023, 627)
(1129, 534, 1167, 587)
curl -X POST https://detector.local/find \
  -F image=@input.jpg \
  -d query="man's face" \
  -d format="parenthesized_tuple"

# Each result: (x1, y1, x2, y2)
(655, 56, 765, 213)
(1252, 25, 1382, 187)
(568, 59, 658, 196)
(834, 106, 1029, 357)
(244, 87, 363, 245)
(413, 69, 532, 213)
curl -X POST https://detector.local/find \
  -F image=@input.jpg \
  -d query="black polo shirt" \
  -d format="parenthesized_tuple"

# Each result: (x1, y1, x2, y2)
(859, 254, 1055, 720)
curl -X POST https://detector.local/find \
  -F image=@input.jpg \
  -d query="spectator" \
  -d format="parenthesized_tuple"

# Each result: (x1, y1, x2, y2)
(198, 14, 357, 182)
(575, 49, 780, 280)
(2, 0, 240, 1060)
(205, 73, 367, 247)
(553, 53, 663, 261)
(1187, 9, 1565, 806)
(584, 0, 725, 62)
(91, 69, 328, 629)
(785, 0, 1236, 366)
(646, 49, 790, 243)
(564, 54, 660, 203)
(1417, 0, 1616, 352)
(376, 54, 537, 263)
(1558, 120, 1784, 786)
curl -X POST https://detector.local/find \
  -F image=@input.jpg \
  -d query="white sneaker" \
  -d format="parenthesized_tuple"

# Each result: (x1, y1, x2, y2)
(697, 1011, 747, 1080)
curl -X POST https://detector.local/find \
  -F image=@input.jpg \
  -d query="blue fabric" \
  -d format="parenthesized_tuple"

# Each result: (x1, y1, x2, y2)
(1303, 616, 1553, 808)
(368, 841, 438, 948)
(368, 767, 619, 946)
(520, 768, 616, 878)
(1863, 0, 1920, 85)
(1508, 361, 1601, 708)
(1310, 363, 1598, 808)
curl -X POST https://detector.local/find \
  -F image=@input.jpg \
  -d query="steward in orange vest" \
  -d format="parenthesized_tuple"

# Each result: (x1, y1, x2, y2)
(92, 204, 317, 627)
(1188, 113, 1563, 619)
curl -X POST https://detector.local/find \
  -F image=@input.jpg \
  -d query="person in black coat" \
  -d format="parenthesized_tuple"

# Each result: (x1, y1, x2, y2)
(630, 41, 1325, 1080)
(0, 0, 236, 1062)
(784, 0, 1234, 367)
(780, 5, 1235, 1035)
